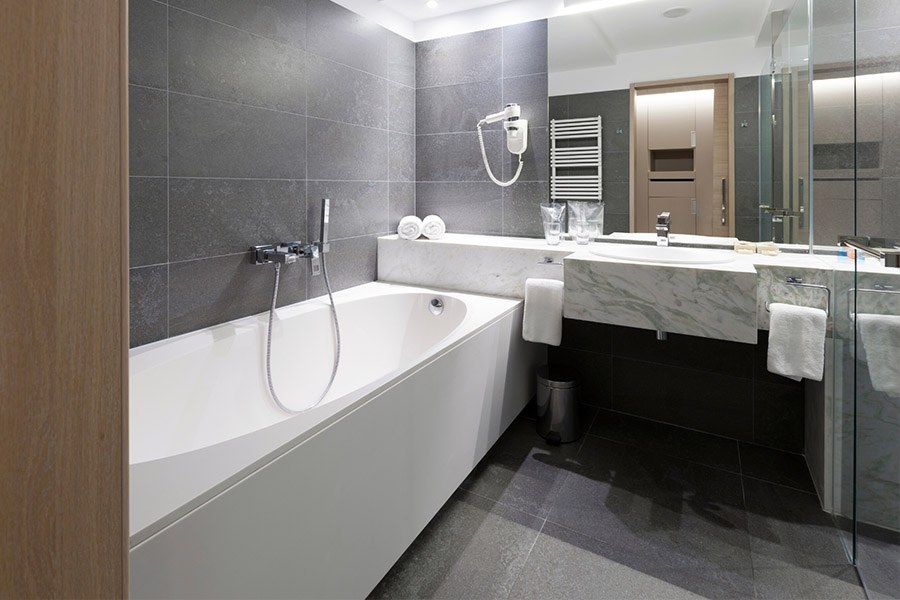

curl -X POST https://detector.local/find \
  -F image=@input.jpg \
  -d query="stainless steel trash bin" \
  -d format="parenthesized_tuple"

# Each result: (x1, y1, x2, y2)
(535, 365, 582, 444)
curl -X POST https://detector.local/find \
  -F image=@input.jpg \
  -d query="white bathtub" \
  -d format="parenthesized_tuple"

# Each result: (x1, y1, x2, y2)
(129, 281, 543, 599)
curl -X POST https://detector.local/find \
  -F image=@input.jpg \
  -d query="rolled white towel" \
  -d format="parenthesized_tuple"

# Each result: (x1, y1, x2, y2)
(422, 215, 446, 240)
(398, 215, 423, 240)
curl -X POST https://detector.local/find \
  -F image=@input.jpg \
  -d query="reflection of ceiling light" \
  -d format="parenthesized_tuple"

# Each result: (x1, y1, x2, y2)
(562, 0, 646, 15)
(662, 7, 690, 18)
(426, 0, 438, 8)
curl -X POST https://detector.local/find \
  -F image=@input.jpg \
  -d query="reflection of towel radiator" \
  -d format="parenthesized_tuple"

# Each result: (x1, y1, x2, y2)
(550, 116, 602, 201)
(765, 276, 831, 316)
(847, 283, 900, 320)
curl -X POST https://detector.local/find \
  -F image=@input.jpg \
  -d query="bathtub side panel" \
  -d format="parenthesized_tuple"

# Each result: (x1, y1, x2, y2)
(130, 306, 542, 599)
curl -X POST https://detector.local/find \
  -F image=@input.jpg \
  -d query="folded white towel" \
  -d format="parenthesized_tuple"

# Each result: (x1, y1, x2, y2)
(523, 278, 564, 346)
(767, 303, 827, 381)
(398, 215, 423, 240)
(422, 214, 446, 240)
(857, 314, 900, 396)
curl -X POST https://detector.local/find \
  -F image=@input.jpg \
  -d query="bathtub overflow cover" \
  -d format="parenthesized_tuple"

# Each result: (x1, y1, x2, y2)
(429, 298, 444, 315)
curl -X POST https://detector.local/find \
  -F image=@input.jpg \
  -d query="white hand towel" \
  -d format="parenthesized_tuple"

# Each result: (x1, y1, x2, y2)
(523, 278, 564, 346)
(398, 215, 423, 240)
(857, 314, 900, 396)
(422, 215, 446, 240)
(767, 303, 827, 381)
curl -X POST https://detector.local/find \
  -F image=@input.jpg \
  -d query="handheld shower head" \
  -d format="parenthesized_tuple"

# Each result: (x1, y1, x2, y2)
(319, 198, 330, 252)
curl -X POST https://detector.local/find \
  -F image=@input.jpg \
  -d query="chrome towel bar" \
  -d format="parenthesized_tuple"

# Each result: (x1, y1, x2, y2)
(765, 277, 831, 316)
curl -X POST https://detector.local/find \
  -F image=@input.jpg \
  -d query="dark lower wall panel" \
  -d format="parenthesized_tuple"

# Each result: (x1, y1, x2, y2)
(549, 319, 805, 453)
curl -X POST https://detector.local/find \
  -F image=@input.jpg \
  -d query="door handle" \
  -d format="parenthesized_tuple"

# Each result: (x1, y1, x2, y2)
(721, 178, 727, 225)
(798, 177, 805, 229)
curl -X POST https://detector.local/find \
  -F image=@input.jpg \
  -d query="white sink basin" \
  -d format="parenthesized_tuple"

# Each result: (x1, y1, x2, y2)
(589, 244, 736, 265)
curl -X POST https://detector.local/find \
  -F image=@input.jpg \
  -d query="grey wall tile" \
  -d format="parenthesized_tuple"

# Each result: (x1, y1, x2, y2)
(307, 0, 388, 77)
(387, 31, 415, 88)
(307, 118, 389, 181)
(416, 182, 502, 234)
(549, 96, 569, 121)
(604, 213, 629, 234)
(169, 93, 306, 178)
(129, 0, 167, 88)
(735, 181, 761, 219)
(130, 177, 168, 267)
(504, 126, 549, 182)
(503, 73, 548, 128)
(308, 234, 378, 297)
(502, 181, 548, 237)
(603, 151, 630, 183)
(129, 85, 168, 176)
(754, 382, 805, 453)
(169, 8, 307, 113)
(417, 29, 501, 88)
(546, 347, 612, 407)
(734, 112, 759, 149)
(389, 132, 415, 182)
(308, 54, 388, 128)
(417, 131, 501, 182)
(568, 89, 629, 122)
(388, 181, 415, 231)
(306, 180, 388, 240)
(168, 178, 305, 262)
(735, 146, 760, 182)
(130, 265, 168, 348)
(168, 0, 308, 49)
(601, 121, 629, 153)
(735, 76, 760, 113)
(502, 20, 547, 78)
(169, 253, 306, 336)
(389, 81, 415, 134)
(735, 217, 759, 242)
(602, 181, 629, 214)
(416, 80, 501, 135)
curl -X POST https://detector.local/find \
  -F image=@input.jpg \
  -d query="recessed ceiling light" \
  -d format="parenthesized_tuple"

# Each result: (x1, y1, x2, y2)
(662, 7, 691, 18)
(426, 0, 439, 8)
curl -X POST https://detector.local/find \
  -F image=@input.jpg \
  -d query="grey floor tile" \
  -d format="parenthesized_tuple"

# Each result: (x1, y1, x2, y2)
(459, 418, 581, 519)
(589, 409, 742, 473)
(368, 490, 542, 600)
(739, 442, 815, 492)
(857, 530, 900, 599)
(753, 566, 866, 599)
(744, 478, 847, 569)
(511, 522, 756, 600)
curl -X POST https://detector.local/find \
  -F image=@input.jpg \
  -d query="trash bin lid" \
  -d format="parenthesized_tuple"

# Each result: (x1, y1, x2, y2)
(536, 364, 581, 389)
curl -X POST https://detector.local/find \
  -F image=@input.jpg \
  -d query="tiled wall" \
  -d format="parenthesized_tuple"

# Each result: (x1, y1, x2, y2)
(128, 0, 415, 347)
(548, 77, 762, 239)
(414, 21, 550, 237)
(550, 320, 805, 453)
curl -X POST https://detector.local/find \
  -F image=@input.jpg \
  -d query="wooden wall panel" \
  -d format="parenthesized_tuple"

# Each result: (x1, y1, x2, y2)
(0, 1, 128, 597)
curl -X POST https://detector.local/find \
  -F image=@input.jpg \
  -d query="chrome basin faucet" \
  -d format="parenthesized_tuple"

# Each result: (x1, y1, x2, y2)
(656, 212, 671, 247)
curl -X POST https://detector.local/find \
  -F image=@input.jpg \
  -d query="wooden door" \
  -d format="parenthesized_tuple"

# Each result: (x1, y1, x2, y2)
(0, 1, 129, 598)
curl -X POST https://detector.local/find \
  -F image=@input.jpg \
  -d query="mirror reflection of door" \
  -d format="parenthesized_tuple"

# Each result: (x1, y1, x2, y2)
(631, 76, 735, 237)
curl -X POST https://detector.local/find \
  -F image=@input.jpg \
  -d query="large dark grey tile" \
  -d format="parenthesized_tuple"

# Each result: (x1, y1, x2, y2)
(734, 111, 759, 149)
(857, 531, 900, 599)
(739, 443, 814, 493)
(549, 436, 751, 572)
(168, 8, 306, 112)
(308, 54, 388, 128)
(168, 0, 308, 49)
(611, 357, 755, 441)
(602, 181, 629, 215)
(744, 478, 847, 569)
(503, 126, 549, 182)
(502, 181, 548, 237)
(735, 181, 761, 219)
(306, 180, 388, 240)
(549, 95, 568, 121)
(601, 119, 630, 153)
(503, 73, 548, 129)
(734, 76, 760, 114)
(558, 318, 613, 354)
(603, 151, 630, 182)
(169, 252, 306, 336)
(512, 523, 756, 600)
(736, 217, 760, 242)
(416, 29, 501, 88)
(129, 85, 168, 176)
(736, 146, 760, 182)
(389, 132, 415, 182)
(130, 265, 168, 348)
(568, 89, 629, 122)
(416, 131, 501, 182)
(460, 418, 580, 519)
(545, 347, 611, 408)
(388, 81, 415, 135)
(129, 0, 167, 88)
(754, 566, 865, 599)
(388, 182, 415, 231)
(387, 31, 415, 88)
(368, 491, 542, 600)
(604, 213, 629, 234)
(169, 178, 305, 262)
(307, 0, 388, 78)
(416, 80, 501, 135)
(307, 235, 377, 298)
(129, 177, 168, 267)
(169, 93, 306, 178)
(753, 382, 805, 453)
(415, 182, 502, 234)
(589, 409, 742, 473)
(306, 118, 388, 181)
(502, 20, 547, 78)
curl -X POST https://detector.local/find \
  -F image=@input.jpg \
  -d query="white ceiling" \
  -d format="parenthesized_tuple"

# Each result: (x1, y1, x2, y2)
(377, 0, 512, 23)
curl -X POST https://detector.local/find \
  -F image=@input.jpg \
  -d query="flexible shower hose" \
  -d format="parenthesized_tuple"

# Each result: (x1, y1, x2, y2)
(265, 255, 341, 414)
(477, 121, 524, 187)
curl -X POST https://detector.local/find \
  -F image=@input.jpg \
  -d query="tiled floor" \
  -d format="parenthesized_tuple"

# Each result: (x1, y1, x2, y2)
(370, 408, 875, 600)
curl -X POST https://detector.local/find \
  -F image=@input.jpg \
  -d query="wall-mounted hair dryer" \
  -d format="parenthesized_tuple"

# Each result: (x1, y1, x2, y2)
(477, 103, 528, 187)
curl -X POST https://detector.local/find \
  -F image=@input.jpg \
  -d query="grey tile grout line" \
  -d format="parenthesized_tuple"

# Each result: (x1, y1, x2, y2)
(165, 1, 170, 341)
(507, 518, 547, 600)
